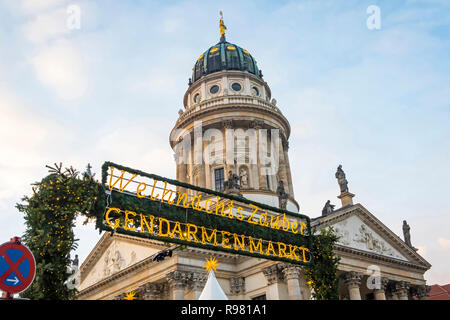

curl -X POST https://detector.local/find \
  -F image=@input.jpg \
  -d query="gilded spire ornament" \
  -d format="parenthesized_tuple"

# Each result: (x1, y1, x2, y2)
(219, 11, 227, 42)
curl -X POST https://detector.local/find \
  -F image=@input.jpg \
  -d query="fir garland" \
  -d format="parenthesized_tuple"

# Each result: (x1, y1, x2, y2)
(304, 227, 341, 300)
(16, 164, 99, 300)
(104, 190, 311, 248)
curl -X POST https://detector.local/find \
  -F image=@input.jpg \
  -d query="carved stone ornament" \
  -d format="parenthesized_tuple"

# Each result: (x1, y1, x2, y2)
(415, 285, 431, 299)
(249, 119, 264, 129)
(190, 272, 208, 291)
(239, 167, 249, 188)
(281, 265, 302, 280)
(112, 250, 125, 272)
(222, 120, 233, 129)
(230, 277, 245, 295)
(342, 271, 363, 288)
(276, 180, 288, 210)
(353, 224, 400, 258)
(262, 264, 285, 285)
(166, 270, 191, 290)
(395, 281, 410, 293)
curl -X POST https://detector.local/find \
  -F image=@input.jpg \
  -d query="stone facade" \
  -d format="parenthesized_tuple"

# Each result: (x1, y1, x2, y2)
(76, 202, 431, 300)
(76, 27, 431, 301)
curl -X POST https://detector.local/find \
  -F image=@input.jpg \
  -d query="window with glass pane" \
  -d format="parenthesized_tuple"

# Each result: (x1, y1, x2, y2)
(215, 168, 225, 191)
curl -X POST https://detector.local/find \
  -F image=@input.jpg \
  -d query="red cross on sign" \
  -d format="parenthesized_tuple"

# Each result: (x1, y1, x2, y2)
(0, 239, 36, 294)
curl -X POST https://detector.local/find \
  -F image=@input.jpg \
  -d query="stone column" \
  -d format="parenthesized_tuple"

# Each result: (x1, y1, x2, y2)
(167, 270, 190, 300)
(248, 121, 260, 189)
(175, 139, 188, 194)
(343, 271, 363, 300)
(252, 120, 268, 190)
(230, 277, 246, 299)
(416, 285, 431, 300)
(203, 139, 211, 190)
(189, 272, 208, 300)
(394, 281, 410, 300)
(282, 138, 294, 198)
(282, 265, 302, 300)
(374, 277, 389, 300)
(193, 124, 206, 189)
(262, 264, 285, 300)
(277, 133, 290, 196)
(222, 120, 234, 174)
(141, 283, 162, 300)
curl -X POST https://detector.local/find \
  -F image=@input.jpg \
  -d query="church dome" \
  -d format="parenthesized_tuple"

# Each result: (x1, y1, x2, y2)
(191, 39, 262, 84)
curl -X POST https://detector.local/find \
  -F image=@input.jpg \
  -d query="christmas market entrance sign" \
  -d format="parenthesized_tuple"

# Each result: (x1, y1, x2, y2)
(96, 162, 312, 266)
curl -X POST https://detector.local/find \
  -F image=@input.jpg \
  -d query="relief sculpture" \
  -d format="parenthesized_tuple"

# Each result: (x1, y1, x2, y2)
(353, 224, 401, 259)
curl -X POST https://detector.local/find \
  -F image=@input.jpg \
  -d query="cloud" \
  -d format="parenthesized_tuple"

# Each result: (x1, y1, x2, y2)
(0, 81, 73, 199)
(30, 39, 89, 100)
(93, 119, 175, 178)
(22, 7, 69, 44)
(438, 238, 450, 251)
(19, 0, 65, 13)
(416, 246, 427, 258)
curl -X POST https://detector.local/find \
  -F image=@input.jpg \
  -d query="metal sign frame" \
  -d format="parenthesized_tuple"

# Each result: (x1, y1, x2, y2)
(96, 161, 313, 266)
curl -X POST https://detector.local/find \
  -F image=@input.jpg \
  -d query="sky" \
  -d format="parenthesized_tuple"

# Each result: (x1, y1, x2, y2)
(0, 0, 449, 285)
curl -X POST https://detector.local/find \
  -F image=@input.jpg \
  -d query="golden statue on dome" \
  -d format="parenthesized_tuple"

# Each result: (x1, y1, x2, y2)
(219, 11, 227, 41)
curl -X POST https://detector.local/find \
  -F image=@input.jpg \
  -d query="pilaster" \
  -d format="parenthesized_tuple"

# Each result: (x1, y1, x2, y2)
(189, 272, 208, 300)
(140, 283, 164, 300)
(166, 270, 191, 300)
(230, 277, 246, 299)
(262, 264, 285, 300)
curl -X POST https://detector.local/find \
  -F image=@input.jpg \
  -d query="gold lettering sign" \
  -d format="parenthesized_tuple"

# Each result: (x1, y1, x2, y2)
(103, 207, 310, 263)
(107, 166, 306, 236)
(100, 162, 312, 265)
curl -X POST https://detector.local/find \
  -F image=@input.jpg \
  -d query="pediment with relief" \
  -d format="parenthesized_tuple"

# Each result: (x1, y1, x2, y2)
(331, 215, 408, 261)
(79, 234, 162, 291)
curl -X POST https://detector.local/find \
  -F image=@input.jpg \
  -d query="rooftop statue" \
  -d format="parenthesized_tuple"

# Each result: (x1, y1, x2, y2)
(219, 11, 227, 41)
(335, 164, 349, 193)
(322, 200, 335, 216)
(403, 220, 412, 247)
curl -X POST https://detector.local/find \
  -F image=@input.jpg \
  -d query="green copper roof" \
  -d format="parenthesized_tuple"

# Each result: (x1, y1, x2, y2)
(191, 40, 262, 84)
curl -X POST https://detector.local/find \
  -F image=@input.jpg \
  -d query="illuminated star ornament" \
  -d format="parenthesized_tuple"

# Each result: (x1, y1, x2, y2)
(203, 257, 220, 272)
(123, 291, 137, 300)
(199, 257, 228, 300)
